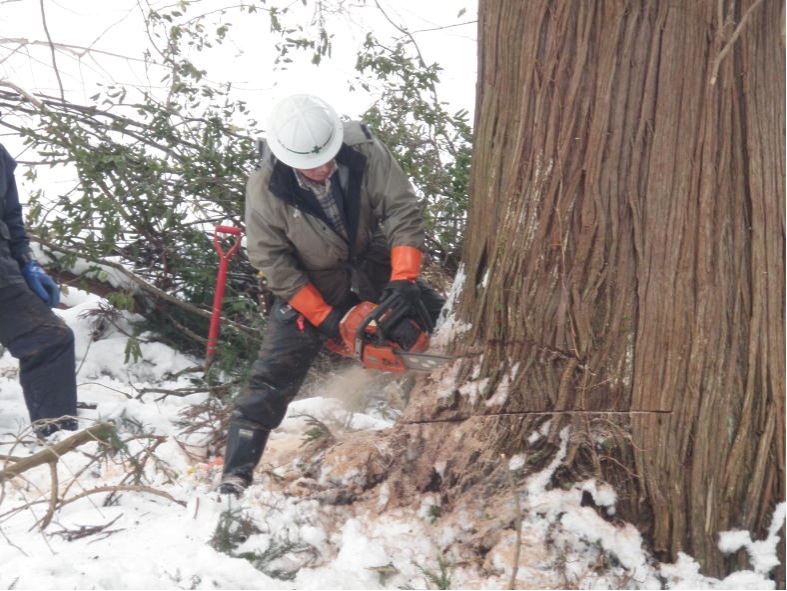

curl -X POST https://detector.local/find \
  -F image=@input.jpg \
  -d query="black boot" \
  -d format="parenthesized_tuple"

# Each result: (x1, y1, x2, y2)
(34, 416, 78, 440)
(218, 420, 269, 496)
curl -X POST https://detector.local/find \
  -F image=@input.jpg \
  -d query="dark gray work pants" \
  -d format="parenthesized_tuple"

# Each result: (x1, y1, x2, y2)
(221, 280, 444, 483)
(0, 283, 77, 425)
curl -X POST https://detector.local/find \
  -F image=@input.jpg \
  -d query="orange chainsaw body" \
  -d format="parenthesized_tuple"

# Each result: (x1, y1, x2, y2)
(325, 301, 428, 373)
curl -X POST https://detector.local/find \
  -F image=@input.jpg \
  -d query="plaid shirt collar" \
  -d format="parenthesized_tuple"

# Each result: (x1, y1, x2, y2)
(293, 164, 346, 237)
(294, 163, 336, 196)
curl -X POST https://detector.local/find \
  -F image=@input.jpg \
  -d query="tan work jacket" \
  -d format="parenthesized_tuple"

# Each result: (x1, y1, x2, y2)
(245, 122, 425, 306)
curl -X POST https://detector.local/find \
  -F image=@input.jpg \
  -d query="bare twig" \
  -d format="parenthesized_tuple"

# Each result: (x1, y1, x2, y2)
(59, 484, 185, 508)
(41, 461, 59, 529)
(31, 234, 255, 337)
(502, 454, 525, 590)
(0, 37, 150, 63)
(0, 525, 28, 557)
(76, 382, 133, 399)
(134, 386, 213, 399)
(0, 80, 45, 109)
(50, 513, 124, 542)
(38, 0, 65, 99)
(0, 423, 115, 483)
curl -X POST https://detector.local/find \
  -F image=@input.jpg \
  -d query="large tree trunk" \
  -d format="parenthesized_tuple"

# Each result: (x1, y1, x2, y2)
(456, 0, 784, 578)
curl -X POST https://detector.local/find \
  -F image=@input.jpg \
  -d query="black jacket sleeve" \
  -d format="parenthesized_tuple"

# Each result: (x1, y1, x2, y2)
(0, 144, 34, 266)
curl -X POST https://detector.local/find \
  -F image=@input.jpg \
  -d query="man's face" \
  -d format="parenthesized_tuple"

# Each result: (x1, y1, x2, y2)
(297, 160, 336, 184)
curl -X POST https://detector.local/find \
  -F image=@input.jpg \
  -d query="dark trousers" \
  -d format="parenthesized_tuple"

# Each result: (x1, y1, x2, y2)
(0, 283, 77, 424)
(233, 280, 445, 430)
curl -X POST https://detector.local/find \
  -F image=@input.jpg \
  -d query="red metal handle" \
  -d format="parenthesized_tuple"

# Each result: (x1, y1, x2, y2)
(206, 226, 243, 367)
(213, 225, 242, 261)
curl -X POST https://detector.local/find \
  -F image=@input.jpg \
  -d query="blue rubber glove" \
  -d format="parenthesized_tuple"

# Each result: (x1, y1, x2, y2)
(21, 261, 60, 307)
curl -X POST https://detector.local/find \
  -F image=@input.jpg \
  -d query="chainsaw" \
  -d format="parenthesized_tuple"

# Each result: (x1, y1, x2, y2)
(325, 294, 450, 373)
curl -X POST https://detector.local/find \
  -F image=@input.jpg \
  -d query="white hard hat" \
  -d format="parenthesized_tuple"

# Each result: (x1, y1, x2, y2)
(266, 94, 343, 169)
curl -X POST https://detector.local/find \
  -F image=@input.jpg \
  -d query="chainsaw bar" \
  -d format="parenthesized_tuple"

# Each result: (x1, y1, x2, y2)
(395, 351, 452, 371)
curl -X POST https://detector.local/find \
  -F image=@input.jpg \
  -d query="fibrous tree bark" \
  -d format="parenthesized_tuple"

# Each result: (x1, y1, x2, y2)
(452, 0, 784, 579)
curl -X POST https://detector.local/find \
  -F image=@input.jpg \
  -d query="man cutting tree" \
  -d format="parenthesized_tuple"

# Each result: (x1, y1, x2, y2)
(218, 94, 444, 495)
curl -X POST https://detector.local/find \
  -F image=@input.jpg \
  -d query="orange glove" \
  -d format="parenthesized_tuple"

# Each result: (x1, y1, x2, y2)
(289, 283, 333, 328)
(381, 246, 424, 315)
(389, 245, 422, 281)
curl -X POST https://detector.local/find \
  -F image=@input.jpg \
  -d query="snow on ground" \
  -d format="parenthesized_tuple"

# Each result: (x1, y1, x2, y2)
(0, 288, 783, 590)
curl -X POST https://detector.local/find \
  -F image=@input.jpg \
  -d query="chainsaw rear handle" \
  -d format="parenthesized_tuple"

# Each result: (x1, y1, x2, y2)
(353, 297, 430, 359)
(353, 299, 383, 360)
(354, 295, 407, 359)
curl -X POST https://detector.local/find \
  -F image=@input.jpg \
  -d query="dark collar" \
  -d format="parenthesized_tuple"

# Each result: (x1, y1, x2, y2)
(267, 144, 368, 251)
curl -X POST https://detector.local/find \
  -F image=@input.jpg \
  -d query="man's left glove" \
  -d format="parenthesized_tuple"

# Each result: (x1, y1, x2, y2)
(382, 245, 424, 309)
(21, 261, 61, 307)
(380, 279, 422, 310)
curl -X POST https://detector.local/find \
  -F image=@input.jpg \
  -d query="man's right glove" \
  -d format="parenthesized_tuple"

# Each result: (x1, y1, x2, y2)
(21, 261, 61, 307)
(288, 282, 349, 339)
(315, 306, 346, 339)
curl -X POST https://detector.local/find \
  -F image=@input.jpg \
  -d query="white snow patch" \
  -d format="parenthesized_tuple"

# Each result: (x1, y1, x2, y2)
(527, 418, 552, 443)
(581, 479, 618, 514)
(508, 453, 527, 472)
(526, 426, 569, 496)
(458, 377, 488, 405)
(718, 502, 785, 575)
(0, 287, 781, 590)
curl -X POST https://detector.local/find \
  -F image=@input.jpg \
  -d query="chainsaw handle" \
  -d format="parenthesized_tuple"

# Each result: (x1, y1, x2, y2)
(215, 225, 242, 234)
(413, 299, 435, 333)
(354, 304, 382, 361)
(353, 294, 429, 359)
(373, 294, 410, 341)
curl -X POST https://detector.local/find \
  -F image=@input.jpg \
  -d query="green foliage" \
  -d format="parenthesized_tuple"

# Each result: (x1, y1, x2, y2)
(428, 504, 443, 522)
(210, 508, 313, 581)
(300, 414, 336, 447)
(106, 291, 136, 312)
(123, 336, 143, 364)
(11, 3, 263, 373)
(413, 556, 454, 590)
(2, 0, 470, 371)
(237, 539, 314, 581)
(356, 33, 472, 270)
(268, 3, 333, 67)
(209, 507, 262, 554)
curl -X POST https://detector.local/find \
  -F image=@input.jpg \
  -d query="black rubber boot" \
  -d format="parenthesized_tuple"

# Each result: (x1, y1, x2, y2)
(217, 420, 269, 496)
(34, 416, 78, 440)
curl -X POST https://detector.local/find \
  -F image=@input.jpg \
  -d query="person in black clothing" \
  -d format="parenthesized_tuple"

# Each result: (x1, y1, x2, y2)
(0, 143, 77, 437)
